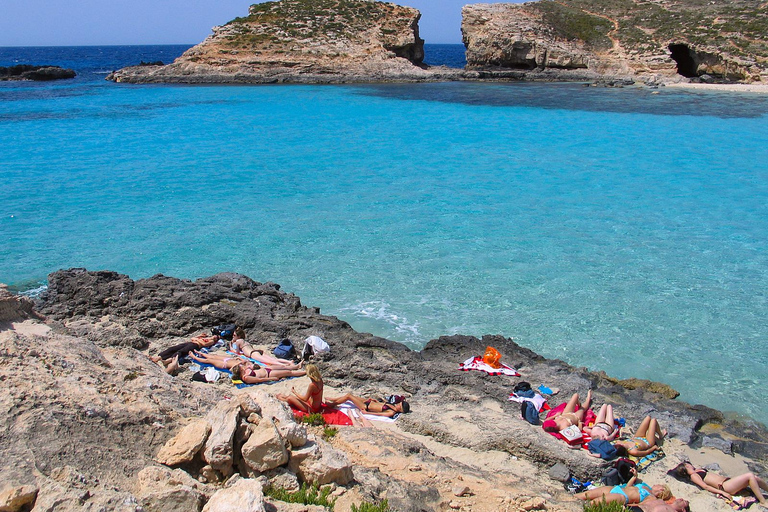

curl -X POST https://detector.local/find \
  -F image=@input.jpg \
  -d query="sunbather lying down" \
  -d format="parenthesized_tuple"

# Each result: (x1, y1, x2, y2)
(325, 393, 410, 417)
(150, 333, 221, 374)
(542, 389, 593, 432)
(230, 360, 306, 384)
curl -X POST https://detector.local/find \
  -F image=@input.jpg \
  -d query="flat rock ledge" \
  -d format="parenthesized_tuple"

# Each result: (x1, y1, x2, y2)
(0, 268, 766, 512)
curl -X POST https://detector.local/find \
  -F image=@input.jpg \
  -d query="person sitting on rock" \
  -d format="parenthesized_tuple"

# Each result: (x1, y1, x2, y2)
(614, 415, 667, 457)
(576, 467, 672, 505)
(150, 333, 220, 374)
(324, 393, 410, 417)
(670, 460, 768, 506)
(584, 403, 620, 441)
(276, 364, 324, 413)
(229, 360, 306, 384)
(542, 390, 593, 432)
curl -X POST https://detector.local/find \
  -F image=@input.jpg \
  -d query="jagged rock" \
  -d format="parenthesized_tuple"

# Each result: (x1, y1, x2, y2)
(0, 284, 37, 323)
(263, 467, 300, 492)
(203, 476, 265, 512)
(618, 378, 680, 399)
(0, 485, 38, 512)
(135, 466, 211, 512)
(241, 422, 289, 473)
(287, 438, 353, 486)
(156, 418, 211, 465)
(246, 390, 307, 448)
(203, 399, 241, 475)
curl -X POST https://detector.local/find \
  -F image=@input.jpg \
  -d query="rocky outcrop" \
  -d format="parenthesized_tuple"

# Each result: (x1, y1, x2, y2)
(0, 65, 76, 81)
(461, 0, 768, 84)
(108, 0, 459, 84)
(2, 269, 767, 510)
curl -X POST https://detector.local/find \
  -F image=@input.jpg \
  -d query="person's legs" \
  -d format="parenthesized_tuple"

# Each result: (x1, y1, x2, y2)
(635, 416, 652, 438)
(595, 404, 608, 424)
(576, 486, 611, 501)
(723, 474, 768, 504)
(563, 393, 581, 414)
(574, 390, 593, 422)
(268, 369, 306, 379)
(604, 404, 615, 426)
(325, 393, 353, 407)
(278, 395, 311, 412)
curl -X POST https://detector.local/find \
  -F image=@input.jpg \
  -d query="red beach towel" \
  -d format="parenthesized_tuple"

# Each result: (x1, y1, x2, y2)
(291, 405, 353, 426)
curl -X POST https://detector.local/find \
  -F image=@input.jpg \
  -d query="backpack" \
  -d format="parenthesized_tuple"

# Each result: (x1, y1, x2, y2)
(211, 324, 236, 340)
(273, 339, 296, 359)
(521, 401, 541, 425)
(601, 458, 637, 486)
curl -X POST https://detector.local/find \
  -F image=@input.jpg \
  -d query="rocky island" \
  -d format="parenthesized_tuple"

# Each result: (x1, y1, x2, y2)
(1, 269, 767, 511)
(107, 0, 457, 84)
(0, 65, 76, 81)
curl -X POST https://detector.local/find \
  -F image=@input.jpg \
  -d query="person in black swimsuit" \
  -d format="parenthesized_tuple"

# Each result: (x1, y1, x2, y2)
(325, 393, 410, 417)
(671, 461, 768, 505)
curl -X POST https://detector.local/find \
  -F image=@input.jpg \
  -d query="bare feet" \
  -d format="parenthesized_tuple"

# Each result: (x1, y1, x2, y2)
(165, 355, 179, 375)
(149, 355, 161, 363)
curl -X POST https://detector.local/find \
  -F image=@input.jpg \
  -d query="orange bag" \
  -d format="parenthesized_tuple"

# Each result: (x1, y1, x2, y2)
(483, 346, 502, 368)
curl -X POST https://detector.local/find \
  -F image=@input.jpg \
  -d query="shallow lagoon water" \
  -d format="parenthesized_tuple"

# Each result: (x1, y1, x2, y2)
(1, 46, 767, 424)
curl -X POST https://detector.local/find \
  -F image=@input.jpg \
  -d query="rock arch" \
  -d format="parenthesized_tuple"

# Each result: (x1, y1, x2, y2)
(668, 43, 699, 77)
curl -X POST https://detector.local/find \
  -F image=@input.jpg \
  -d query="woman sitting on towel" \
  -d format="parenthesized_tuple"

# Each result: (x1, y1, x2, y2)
(228, 328, 300, 368)
(670, 461, 768, 506)
(542, 390, 593, 432)
(614, 415, 667, 457)
(229, 360, 306, 384)
(584, 403, 620, 441)
(576, 468, 672, 505)
(276, 364, 324, 413)
(150, 333, 221, 374)
(325, 393, 410, 417)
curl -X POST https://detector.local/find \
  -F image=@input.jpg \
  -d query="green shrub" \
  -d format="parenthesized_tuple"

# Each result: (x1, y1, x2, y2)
(351, 500, 390, 512)
(299, 413, 326, 426)
(322, 426, 338, 439)
(583, 499, 630, 512)
(264, 483, 336, 509)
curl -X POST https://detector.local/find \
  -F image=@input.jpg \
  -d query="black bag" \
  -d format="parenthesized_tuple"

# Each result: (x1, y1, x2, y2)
(601, 458, 637, 486)
(273, 339, 296, 359)
(212, 324, 236, 340)
(513, 381, 532, 393)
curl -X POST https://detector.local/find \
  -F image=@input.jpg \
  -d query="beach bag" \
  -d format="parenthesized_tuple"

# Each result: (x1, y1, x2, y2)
(483, 346, 502, 368)
(386, 395, 405, 405)
(273, 339, 296, 359)
(212, 324, 236, 340)
(602, 458, 636, 486)
(587, 439, 618, 460)
(521, 401, 541, 425)
(301, 335, 330, 360)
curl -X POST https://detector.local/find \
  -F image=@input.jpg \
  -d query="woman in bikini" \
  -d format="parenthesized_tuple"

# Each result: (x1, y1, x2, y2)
(325, 393, 410, 417)
(276, 364, 324, 413)
(188, 350, 249, 369)
(576, 468, 672, 505)
(542, 390, 593, 432)
(671, 461, 768, 505)
(229, 360, 306, 384)
(584, 403, 620, 441)
(614, 415, 667, 457)
(228, 328, 300, 368)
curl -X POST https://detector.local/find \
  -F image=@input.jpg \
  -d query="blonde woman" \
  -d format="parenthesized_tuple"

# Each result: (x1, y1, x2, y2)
(276, 364, 323, 413)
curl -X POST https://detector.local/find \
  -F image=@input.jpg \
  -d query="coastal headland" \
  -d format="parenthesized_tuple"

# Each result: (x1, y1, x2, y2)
(1, 269, 766, 511)
(106, 0, 768, 86)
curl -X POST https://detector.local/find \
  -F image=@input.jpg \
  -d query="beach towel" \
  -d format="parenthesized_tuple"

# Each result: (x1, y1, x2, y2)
(335, 401, 400, 423)
(459, 356, 520, 377)
(543, 403, 597, 449)
(721, 495, 757, 510)
(291, 405, 353, 426)
(630, 446, 666, 471)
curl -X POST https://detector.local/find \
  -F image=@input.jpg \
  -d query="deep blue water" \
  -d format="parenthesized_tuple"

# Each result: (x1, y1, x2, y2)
(1, 45, 767, 426)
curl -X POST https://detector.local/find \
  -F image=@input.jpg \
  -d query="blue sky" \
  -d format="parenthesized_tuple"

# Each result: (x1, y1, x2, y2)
(0, 0, 512, 46)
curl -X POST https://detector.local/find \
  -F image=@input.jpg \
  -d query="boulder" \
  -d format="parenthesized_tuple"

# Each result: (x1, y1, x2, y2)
(156, 418, 211, 465)
(203, 399, 241, 474)
(202, 476, 265, 512)
(241, 422, 289, 473)
(287, 439, 353, 486)
(0, 485, 38, 512)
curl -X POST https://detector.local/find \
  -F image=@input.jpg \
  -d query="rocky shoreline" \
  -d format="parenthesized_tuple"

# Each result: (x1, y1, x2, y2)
(1, 269, 766, 511)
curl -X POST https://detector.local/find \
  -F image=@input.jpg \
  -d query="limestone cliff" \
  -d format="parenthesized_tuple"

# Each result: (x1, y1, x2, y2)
(462, 0, 768, 83)
(108, 0, 456, 84)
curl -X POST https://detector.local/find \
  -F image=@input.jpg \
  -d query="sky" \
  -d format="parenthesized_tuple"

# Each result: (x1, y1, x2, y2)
(0, 0, 508, 47)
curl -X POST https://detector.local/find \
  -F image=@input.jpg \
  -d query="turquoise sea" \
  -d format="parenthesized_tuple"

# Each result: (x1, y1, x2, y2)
(1, 45, 767, 425)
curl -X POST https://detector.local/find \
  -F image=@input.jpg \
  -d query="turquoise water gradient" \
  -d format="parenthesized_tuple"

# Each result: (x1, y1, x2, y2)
(1, 75, 768, 424)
